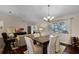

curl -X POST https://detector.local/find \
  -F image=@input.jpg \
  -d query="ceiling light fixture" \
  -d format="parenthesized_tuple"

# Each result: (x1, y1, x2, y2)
(43, 5, 55, 23)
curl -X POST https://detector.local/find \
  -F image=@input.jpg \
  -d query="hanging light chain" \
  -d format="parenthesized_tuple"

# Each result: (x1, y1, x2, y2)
(43, 5, 55, 23)
(48, 5, 50, 17)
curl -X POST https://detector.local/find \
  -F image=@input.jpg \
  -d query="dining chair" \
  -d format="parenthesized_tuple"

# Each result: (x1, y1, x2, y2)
(16, 35, 26, 47)
(47, 35, 66, 54)
(47, 35, 57, 54)
(24, 37, 43, 54)
(2, 32, 12, 53)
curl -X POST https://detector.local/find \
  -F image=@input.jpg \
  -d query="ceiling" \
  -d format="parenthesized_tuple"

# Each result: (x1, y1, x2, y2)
(0, 5, 79, 24)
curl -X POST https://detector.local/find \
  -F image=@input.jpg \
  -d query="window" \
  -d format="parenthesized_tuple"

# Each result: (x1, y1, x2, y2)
(59, 22, 68, 33)
(51, 22, 68, 34)
(51, 23, 59, 32)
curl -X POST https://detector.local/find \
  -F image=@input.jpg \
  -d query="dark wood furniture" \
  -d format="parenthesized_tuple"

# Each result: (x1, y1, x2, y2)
(63, 37, 79, 54)
(33, 36, 49, 54)
(14, 32, 27, 37)
(64, 45, 79, 54)
(71, 37, 77, 47)
(2, 32, 12, 53)
(2, 32, 16, 53)
(71, 37, 79, 48)
(3, 45, 27, 54)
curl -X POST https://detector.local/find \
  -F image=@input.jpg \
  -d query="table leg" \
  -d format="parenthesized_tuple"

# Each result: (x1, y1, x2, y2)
(33, 40, 37, 45)
(43, 41, 49, 54)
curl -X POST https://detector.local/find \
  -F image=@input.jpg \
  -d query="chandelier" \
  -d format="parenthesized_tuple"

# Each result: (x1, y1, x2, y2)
(43, 5, 55, 23)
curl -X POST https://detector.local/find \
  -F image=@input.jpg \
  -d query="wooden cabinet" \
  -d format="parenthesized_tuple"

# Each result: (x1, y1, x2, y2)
(71, 37, 79, 48)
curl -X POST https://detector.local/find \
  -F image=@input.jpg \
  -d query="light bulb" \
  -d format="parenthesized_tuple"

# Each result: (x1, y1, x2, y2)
(47, 16, 50, 19)
(50, 18, 52, 20)
(51, 16, 55, 19)
(43, 17, 47, 21)
(39, 28, 43, 31)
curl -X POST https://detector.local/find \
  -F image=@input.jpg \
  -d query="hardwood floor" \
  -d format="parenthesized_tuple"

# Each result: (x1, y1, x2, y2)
(2, 44, 79, 54)
(3, 45, 27, 54)
(61, 42, 79, 54)
(64, 46, 79, 54)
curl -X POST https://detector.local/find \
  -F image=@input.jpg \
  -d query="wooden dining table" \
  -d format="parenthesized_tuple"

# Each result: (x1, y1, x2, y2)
(32, 36, 49, 54)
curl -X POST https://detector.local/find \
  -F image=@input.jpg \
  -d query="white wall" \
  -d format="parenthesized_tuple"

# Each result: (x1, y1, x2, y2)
(0, 15, 27, 33)
(71, 16, 79, 37)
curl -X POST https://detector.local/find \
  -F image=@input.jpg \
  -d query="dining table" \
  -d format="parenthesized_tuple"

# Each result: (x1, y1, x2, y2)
(32, 35, 49, 54)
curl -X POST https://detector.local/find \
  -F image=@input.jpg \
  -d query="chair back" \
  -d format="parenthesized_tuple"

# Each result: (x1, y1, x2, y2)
(2, 32, 9, 43)
(47, 35, 57, 54)
(24, 37, 34, 54)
